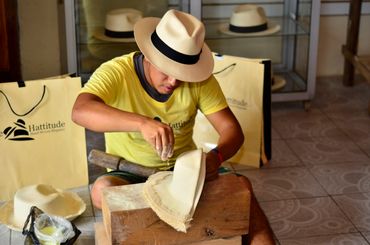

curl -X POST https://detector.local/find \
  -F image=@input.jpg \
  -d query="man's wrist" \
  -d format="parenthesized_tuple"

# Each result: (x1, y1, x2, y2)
(210, 147, 224, 165)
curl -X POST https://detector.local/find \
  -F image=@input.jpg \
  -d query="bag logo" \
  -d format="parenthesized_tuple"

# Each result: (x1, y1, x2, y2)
(226, 97, 248, 110)
(1, 119, 67, 141)
(2, 119, 34, 141)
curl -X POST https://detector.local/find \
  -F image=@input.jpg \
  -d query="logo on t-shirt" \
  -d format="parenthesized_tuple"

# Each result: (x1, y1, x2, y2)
(153, 116, 193, 131)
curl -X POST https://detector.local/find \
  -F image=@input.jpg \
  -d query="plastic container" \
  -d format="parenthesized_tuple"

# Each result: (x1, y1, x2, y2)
(34, 214, 75, 245)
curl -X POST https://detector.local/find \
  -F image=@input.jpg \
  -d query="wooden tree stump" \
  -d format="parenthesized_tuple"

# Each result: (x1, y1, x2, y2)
(100, 174, 251, 245)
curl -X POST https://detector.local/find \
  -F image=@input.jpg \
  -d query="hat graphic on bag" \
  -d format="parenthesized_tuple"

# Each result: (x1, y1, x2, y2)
(142, 149, 206, 232)
(134, 9, 214, 82)
(93, 8, 143, 43)
(219, 4, 280, 36)
(0, 184, 86, 231)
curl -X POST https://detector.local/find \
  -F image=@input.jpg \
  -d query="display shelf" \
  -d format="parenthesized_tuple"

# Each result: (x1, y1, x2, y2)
(65, 0, 320, 103)
(190, 0, 320, 103)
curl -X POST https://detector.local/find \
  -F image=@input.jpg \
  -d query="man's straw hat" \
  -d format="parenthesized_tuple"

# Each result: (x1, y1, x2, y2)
(219, 4, 280, 37)
(94, 8, 143, 43)
(0, 184, 86, 231)
(134, 9, 214, 82)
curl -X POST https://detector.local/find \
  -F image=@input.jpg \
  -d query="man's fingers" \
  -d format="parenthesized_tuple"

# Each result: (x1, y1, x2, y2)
(160, 127, 174, 161)
(155, 137, 162, 158)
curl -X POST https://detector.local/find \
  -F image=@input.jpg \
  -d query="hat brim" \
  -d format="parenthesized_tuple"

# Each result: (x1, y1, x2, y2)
(93, 27, 136, 43)
(0, 191, 86, 231)
(272, 74, 286, 91)
(219, 22, 280, 37)
(134, 17, 214, 82)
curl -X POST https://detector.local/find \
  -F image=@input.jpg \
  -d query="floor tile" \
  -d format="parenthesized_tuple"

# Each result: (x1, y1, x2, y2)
(237, 167, 327, 201)
(73, 216, 95, 237)
(362, 231, 370, 243)
(271, 127, 281, 140)
(286, 134, 369, 165)
(279, 233, 369, 245)
(263, 139, 302, 168)
(313, 78, 370, 113)
(260, 197, 356, 239)
(271, 108, 344, 139)
(0, 225, 10, 245)
(309, 162, 370, 195)
(75, 235, 95, 245)
(10, 230, 23, 244)
(228, 163, 257, 172)
(332, 192, 370, 232)
(327, 110, 370, 157)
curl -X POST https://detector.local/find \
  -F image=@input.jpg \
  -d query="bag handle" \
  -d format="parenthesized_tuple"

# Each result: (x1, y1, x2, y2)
(0, 85, 46, 116)
(213, 63, 236, 75)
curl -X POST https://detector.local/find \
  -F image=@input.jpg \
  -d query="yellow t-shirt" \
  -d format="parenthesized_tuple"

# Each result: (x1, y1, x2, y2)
(81, 52, 228, 169)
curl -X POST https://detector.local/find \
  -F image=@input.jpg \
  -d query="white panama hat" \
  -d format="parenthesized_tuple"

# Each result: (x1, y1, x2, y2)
(93, 8, 143, 43)
(0, 184, 86, 231)
(143, 149, 206, 232)
(219, 4, 280, 37)
(134, 9, 214, 82)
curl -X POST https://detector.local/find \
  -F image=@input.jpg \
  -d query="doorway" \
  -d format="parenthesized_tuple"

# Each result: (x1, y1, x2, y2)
(0, 0, 21, 82)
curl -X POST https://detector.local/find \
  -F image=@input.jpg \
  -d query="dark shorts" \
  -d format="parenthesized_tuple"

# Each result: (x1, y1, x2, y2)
(102, 170, 148, 184)
(103, 166, 232, 184)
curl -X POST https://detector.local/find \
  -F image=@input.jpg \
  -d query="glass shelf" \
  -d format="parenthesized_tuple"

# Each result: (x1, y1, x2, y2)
(190, 0, 320, 101)
(204, 17, 309, 40)
(65, 0, 320, 102)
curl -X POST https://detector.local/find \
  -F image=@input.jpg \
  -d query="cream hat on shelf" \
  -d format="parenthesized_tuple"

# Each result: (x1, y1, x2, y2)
(143, 149, 206, 232)
(93, 8, 143, 43)
(0, 184, 86, 231)
(219, 4, 280, 36)
(272, 74, 286, 91)
(134, 9, 214, 82)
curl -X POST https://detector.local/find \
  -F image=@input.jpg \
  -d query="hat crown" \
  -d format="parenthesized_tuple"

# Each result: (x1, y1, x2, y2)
(230, 4, 267, 27)
(155, 9, 205, 56)
(105, 8, 142, 32)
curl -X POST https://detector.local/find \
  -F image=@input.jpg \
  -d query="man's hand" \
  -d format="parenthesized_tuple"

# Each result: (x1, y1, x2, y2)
(139, 118, 174, 161)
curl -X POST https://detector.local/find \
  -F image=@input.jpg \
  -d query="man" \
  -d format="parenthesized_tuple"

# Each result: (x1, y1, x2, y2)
(72, 9, 274, 244)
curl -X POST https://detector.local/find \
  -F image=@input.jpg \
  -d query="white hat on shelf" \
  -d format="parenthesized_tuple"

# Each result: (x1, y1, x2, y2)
(219, 4, 280, 37)
(93, 8, 143, 43)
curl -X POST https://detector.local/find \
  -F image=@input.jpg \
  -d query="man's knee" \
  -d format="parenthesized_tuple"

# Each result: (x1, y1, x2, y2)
(237, 174, 253, 192)
(91, 175, 130, 209)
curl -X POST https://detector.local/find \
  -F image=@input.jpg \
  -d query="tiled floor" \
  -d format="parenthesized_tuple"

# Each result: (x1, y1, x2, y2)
(0, 76, 369, 244)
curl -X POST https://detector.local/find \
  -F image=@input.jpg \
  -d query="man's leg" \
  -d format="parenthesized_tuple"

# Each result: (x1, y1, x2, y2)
(238, 175, 275, 245)
(91, 175, 130, 209)
(91, 170, 149, 209)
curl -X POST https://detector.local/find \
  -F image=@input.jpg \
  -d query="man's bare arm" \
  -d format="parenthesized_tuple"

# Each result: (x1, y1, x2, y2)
(204, 107, 244, 180)
(71, 93, 174, 160)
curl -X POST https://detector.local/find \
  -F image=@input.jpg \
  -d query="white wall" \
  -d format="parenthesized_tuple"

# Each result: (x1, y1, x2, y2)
(18, 0, 62, 80)
(317, 15, 370, 77)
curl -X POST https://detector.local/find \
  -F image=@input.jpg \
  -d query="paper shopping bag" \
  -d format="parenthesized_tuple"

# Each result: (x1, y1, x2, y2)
(0, 77, 88, 201)
(193, 53, 271, 168)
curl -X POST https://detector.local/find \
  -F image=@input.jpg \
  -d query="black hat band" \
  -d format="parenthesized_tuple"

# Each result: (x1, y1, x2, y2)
(151, 30, 201, 65)
(105, 29, 134, 38)
(229, 22, 268, 33)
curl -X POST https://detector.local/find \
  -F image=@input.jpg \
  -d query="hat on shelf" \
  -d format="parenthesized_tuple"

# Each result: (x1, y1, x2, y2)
(272, 74, 286, 91)
(134, 9, 214, 82)
(219, 4, 280, 37)
(0, 184, 86, 231)
(142, 149, 206, 232)
(93, 8, 143, 43)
